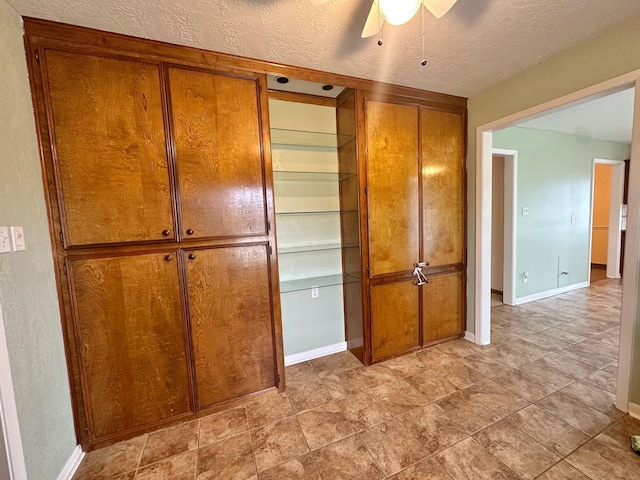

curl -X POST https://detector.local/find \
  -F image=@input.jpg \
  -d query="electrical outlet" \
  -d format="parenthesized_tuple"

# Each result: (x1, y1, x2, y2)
(571, 214, 576, 224)
(311, 286, 319, 299)
(522, 271, 528, 284)
(522, 207, 529, 216)
(0, 227, 10, 254)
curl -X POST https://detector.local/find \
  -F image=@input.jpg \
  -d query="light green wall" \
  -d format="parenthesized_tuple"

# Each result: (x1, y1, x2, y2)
(270, 100, 347, 357)
(467, 16, 640, 403)
(0, 2, 77, 478)
(493, 127, 630, 298)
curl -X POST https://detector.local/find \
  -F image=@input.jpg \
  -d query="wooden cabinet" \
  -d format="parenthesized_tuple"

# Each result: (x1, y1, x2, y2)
(68, 252, 191, 439)
(26, 18, 466, 449)
(185, 245, 276, 408)
(361, 96, 466, 363)
(168, 67, 268, 240)
(43, 50, 175, 247)
(30, 39, 282, 448)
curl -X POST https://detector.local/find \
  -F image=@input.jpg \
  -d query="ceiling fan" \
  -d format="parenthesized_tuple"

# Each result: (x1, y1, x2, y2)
(310, 0, 457, 38)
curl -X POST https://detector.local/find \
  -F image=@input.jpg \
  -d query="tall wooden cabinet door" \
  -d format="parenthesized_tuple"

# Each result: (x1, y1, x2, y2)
(422, 272, 464, 344)
(168, 67, 268, 240)
(185, 245, 276, 408)
(42, 50, 174, 247)
(421, 109, 464, 266)
(371, 281, 420, 361)
(366, 101, 420, 276)
(365, 100, 420, 361)
(68, 252, 191, 440)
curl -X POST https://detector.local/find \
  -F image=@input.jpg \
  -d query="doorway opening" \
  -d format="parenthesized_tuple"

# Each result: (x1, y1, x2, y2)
(475, 75, 640, 413)
(590, 159, 626, 283)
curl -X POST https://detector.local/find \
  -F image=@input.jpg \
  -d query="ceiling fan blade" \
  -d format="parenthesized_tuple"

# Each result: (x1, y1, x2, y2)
(422, 0, 457, 18)
(361, 0, 383, 38)
(309, 0, 331, 5)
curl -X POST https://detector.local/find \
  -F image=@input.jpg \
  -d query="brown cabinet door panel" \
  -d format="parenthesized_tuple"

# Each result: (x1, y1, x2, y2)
(371, 280, 420, 362)
(366, 101, 419, 276)
(168, 67, 268, 239)
(421, 109, 464, 266)
(69, 252, 191, 439)
(44, 50, 174, 246)
(185, 245, 276, 408)
(422, 271, 464, 344)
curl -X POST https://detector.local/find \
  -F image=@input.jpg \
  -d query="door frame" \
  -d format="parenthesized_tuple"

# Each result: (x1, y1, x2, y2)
(0, 303, 27, 479)
(590, 159, 626, 280)
(492, 149, 518, 306)
(475, 71, 640, 412)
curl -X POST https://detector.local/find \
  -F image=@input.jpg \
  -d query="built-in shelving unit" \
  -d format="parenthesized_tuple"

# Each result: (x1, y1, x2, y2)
(269, 95, 361, 362)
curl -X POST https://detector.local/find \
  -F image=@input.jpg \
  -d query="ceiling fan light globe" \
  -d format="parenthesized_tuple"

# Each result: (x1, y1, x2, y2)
(423, 0, 457, 18)
(379, 0, 422, 25)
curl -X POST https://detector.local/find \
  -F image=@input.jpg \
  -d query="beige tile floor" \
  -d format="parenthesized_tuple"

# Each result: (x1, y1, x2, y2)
(73, 278, 640, 479)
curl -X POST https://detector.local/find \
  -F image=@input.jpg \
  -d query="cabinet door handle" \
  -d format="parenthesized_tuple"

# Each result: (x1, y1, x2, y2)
(186, 229, 194, 235)
(188, 253, 196, 260)
(164, 254, 173, 262)
(162, 229, 171, 237)
(412, 262, 428, 285)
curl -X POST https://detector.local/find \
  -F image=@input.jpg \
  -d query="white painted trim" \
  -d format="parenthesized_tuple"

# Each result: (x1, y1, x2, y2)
(464, 331, 475, 342)
(284, 341, 347, 366)
(475, 130, 493, 346)
(607, 162, 625, 279)
(0, 303, 27, 480)
(617, 78, 640, 411)
(627, 402, 640, 420)
(475, 69, 640, 414)
(493, 148, 518, 306)
(56, 445, 84, 480)
(590, 158, 625, 279)
(514, 281, 589, 305)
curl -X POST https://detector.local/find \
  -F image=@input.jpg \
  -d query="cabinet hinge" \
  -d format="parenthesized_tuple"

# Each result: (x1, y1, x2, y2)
(35, 51, 40, 64)
(62, 263, 67, 275)
(267, 221, 271, 233)
(366, 265, 369, 275)
(59, 232, 63, 243)
(364, 186, 368, 195)
(367, 286, 371, 297)
(267, 243, 273, 256)
(276, 373, 281, 387)
(259, 84, 263, 94)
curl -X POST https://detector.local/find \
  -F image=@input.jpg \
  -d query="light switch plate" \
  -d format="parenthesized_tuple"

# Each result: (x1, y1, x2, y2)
(10, 227, 25, 251)
(0, 227, 10, 253)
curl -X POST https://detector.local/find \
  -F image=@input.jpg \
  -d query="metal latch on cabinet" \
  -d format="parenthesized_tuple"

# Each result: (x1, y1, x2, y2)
(413, 261, 429, 285)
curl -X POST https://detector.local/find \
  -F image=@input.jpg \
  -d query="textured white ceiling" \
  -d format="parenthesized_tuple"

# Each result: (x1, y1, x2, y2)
(517, 88, 635, 144)
(9, 0, 640, 97)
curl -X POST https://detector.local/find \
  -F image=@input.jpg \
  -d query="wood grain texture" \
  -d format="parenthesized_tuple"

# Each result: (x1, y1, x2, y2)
(422, 271, 464, 344)
(69, 252, 191, 440)
(421, 109, 464, 266)
(168, 67, 267, 240)
(366, 101, 419, 277)
(337, 90, 363, 361)
(371, 281, 420, 362)
(185, 245, 276, 408)
(43, 49, 174, 247)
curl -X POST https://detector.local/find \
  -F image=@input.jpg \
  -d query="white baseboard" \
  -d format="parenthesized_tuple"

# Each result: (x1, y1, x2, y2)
(515, 281, 589, 305)
(628, 402, 640, 420)
(57, 445, 84, 480)
(284, 342, 347, 366)
(464, 331, 475, 343)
